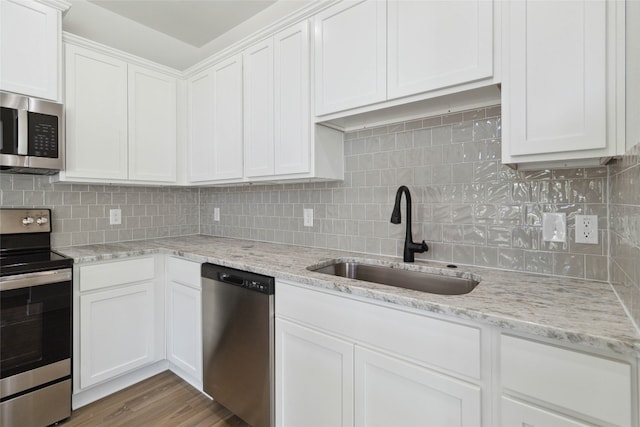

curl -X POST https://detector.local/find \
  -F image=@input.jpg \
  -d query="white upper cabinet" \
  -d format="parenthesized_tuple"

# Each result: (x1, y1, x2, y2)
(243, 39, 275, 178)
(64, 44, 129, 180)
(314, 0, 387, 116)
(244, 21, 311, 179)
(63, 41, 178, 184)
(274, 21, 311, 175)
(387, 0, 493, 99)
(193, 20, 343, 184)
(128, 65, 177, 182)
(0, 0, 69, 101)
(187, 69, 215, 182)
(314, 0, 498, 118)
(210, 54, 243, 181)
(501, 0, 625, 167)
(188, 55, 243, 183)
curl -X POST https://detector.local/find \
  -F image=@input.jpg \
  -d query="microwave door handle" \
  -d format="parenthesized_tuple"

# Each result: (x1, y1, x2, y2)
(17, 108, 28, 155)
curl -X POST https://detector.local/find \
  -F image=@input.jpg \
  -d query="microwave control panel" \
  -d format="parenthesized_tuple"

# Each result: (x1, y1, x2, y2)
(28, 112, 59, 158)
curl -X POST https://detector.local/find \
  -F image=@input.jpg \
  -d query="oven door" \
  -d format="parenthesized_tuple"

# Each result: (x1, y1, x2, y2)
(0, 268, 72, 394)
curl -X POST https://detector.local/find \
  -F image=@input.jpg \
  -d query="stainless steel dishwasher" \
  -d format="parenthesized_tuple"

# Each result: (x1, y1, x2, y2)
(202, 263, 275, 427)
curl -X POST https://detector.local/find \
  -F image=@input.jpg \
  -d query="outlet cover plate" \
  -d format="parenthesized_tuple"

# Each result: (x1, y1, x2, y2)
(542, 212, 566, 243)
(214, 207, 220, 222)
(575, 214, 598, 244)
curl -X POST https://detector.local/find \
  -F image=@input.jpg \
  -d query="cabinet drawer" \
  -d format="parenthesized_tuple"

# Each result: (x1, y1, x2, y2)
(276, 280, 482, 379)
(501, 334, 632, 427)
(79, 257, 155, 292)
(166, 257, 201, 288)
(501, 396, 591, 427)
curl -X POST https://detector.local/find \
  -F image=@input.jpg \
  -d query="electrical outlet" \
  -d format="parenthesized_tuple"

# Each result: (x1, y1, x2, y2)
(303, 208, 313, 227)
(214, 207, 220, 222)
(575, 214, 598, 244)
(109, 209, 122, 225)
(542, 212, 566, 242)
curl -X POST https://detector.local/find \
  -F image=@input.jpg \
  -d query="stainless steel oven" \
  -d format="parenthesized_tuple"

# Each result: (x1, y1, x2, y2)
(0, 209, 73, 427)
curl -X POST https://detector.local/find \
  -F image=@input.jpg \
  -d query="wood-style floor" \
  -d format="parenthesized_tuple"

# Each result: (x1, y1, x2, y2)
(61, 371, 251, 427)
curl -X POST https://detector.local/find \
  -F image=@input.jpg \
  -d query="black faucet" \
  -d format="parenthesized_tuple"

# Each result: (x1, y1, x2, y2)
(390, 185, 428, 262)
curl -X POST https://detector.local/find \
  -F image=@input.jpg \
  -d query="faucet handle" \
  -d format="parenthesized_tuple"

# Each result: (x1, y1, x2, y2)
(419, 240, 428, 253)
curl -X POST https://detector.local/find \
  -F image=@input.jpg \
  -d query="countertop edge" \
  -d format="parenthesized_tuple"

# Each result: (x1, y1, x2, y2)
(58, 242, 640, 358)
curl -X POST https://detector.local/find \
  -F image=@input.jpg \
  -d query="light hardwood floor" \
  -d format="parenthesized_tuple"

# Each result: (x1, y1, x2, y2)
(61, 371, 251, 427)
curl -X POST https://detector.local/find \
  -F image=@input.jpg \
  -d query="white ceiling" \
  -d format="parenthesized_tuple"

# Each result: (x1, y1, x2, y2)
(87, 0, 278, 48)
(63, 0, 312, 70)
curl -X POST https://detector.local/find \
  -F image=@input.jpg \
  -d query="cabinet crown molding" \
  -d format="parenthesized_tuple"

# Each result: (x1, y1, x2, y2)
(34, 0, 71, 12)
(183, 0, 338, 78)
(62, 32, 183, 78)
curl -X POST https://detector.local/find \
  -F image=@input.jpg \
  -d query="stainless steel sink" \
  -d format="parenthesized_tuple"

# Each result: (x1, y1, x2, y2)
(309, 261, 479, 295)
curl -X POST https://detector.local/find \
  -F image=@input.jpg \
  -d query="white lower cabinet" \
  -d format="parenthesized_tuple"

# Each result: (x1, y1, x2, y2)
(501, 397, 591, 427)
(276, 319, 354, 427)
(275, 280, 485, 427)
(499, 334, 634, 427)
(355, 347, 481, 427)
(165, 257, 202, 388)
(75, 256, 164, 391)
(79, 282, 157, 388)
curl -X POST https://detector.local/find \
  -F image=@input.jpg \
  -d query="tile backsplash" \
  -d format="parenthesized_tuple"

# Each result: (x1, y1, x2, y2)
(201, 106, 609, 281)
(610, 143, 640, 327)
(0, 176, 199, 248)
(1, 105, 636, 306)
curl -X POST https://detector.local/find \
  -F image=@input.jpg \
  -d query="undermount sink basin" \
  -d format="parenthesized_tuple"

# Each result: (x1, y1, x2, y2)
(309, 261, 479, 295)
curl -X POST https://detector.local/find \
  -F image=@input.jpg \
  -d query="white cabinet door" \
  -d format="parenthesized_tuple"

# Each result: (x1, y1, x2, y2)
(276, 319, 354, 427)
(387, 0, 493, 99)
(0, 0, 59, 100)
(314, 0, 386, 115)
(355, 347, 481, 427)
(79, 282, 156, 388)
(274, 21, 310, 175)
(501, 397, 591, 427)
(502, 0, 620, 164)
(166, 280, 202, 384)
(211, 54, 243, 181)
(64, 44, 128, 180)
(128, 65, 177, 182)
(501, 334, 632, 427)
(243, 39, 275, 178)
(187, 69, 215, 182)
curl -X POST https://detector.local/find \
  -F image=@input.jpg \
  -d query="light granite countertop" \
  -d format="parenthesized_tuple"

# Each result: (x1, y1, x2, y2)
(55, 235, 640, 357)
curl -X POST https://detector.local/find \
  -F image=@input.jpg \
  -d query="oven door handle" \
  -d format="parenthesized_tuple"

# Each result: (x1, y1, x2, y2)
(0, 268, 72, 291)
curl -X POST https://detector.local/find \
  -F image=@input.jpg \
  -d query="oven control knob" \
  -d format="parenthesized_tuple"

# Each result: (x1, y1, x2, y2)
(22, 217, 34, 226)
(36, 217, 48, 225)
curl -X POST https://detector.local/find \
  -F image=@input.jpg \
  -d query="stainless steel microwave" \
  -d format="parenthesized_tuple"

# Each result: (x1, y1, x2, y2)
(0, 91, 64, 175)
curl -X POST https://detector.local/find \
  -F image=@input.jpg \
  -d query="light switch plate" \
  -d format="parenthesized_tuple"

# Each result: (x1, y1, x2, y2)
(214, 207, 220, 222)
(542, 212, 566, 243)
(109, 209, 121, 225)
(303, 208, 313, 227)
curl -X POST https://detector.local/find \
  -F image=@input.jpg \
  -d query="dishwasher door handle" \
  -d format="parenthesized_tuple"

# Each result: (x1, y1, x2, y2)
(218, 273, 244, 285)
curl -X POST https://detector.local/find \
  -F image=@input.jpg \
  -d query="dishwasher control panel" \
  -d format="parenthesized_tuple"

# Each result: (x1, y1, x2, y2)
(202, 263, 275, 295)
